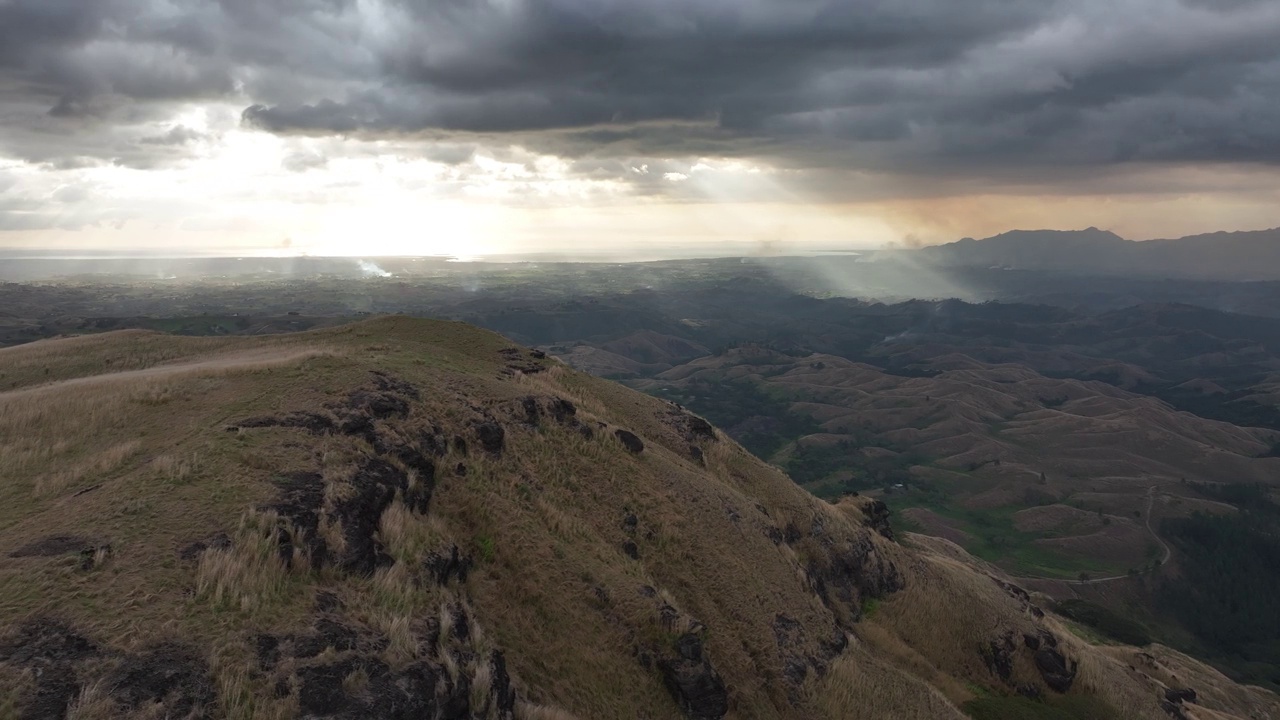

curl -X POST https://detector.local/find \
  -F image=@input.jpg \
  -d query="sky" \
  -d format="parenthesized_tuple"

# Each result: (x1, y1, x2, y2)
(1, 0, 1279, 257)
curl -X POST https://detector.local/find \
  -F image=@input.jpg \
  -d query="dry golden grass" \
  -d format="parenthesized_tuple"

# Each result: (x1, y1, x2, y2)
(2, 317, 1276, 720)
(812, 648, 966, 720)
(195, 510, 300, 612)
(516, 703, 585, 720)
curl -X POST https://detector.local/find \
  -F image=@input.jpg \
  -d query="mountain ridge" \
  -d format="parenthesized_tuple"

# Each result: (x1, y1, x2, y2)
(913, 227, 1280, 280)
(1, 317, 1276, 719)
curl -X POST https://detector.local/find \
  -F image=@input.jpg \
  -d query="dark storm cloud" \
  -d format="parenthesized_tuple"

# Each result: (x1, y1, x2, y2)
(1, 0, 1279, 180)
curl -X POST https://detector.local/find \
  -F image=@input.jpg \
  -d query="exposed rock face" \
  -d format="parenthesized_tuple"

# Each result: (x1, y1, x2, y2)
(423, 544, 472, 586)
(0, 620, 98, 720)
(982, 633, 1017, 681)
(859, 499, 895, 540)
(107, 644, 217, 719)
(1165, 687, 1198, 704)
(659, 634, 729, 720)
(664, 405, 717, 442)
(250, 608, 514, 719)
(0, 620, 217, 720)
(473, 419, 506, 455)
(615, 429, 645, 453)
(498, 346, 549, 376)
(1034, 647, 1077, 692)
(800, 530, 905, 626)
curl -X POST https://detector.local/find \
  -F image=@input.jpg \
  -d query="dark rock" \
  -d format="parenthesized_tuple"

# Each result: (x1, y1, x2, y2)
(365, 660, 444, 719)
(1034, 647, 1077, 692)
(178, 533, 231, 561)
(473, 420, 506, 455)
(665, 408, 717, 442)
(622, 541, 640, 560)
(344, 390, 410, 420)
(455, 462, 467, 476)
(982, 635, 1016, 681)
(331, 457, 407, 575)
(108, 644, 216, 718)
(622, 513, 639, 531)
(294, 618, 360, 659)
(1023, 633, 1041, 650)
(489, 651, 518, 719)
(684, 415, 716, 440)
(453, 436, 468, 455)
(255, 634, 281, 671)
(772, 614, 812, 690)
(548, 397, 576, 422)
(802, 532, 905, 626)
(1160, 700, 1190, 720)
(0, 619, 99, 668)
(521, 396, 541, 425)
(18, 674, 80, 720)
(639, 585, 657, 598)
(615, 429, 645, 453)
(859, 499, 895, 540)
(297, 659, 359, 715)
(269, 471, 330, 569)
(689, 445, 705, 465)
(423, 544, 472, 585)
(336, 411, 378, 444)
(783, 524, 802, 544)
(530, 349, 547, 359)
(9, 535, 98, 558)
(1165, 687, 1197, 704)
(658, 634, 729, 720)
(0, 619, 99, 720)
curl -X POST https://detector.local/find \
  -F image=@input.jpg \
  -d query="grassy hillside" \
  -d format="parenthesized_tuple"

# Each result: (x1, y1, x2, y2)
(0, 318, 1274, 719)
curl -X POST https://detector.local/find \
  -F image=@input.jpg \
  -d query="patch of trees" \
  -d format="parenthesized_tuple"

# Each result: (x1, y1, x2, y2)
(653, 379, 819, 459)
(1052, 599, 1151, 646)
(1157, 508, 1280, 690)
(1138, 384, 1280, 432)
(784, 439, 920, 498)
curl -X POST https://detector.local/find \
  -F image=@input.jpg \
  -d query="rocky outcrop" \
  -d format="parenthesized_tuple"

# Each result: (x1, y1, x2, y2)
(659, 634, 729, 720)
(796, 526, 905, 627)
(615, 429, 645, 453)
(1034, 646, 1077, 692)
(859, 499, 894, 540)
(0, 619, 216, 720)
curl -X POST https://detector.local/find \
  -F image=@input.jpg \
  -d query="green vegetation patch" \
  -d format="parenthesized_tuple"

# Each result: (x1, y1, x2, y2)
(782, 438, 922, 499)
(1052, 599, 1151, 646)
(651, 377, 820, 458)
(1158, 508, 1280, 690)
(893, 493, 1125, 579)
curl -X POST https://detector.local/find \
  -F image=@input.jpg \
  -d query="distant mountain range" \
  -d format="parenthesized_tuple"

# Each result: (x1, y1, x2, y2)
(909, 227, 1280, 281)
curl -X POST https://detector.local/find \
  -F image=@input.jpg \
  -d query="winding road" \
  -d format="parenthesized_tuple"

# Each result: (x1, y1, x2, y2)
(1010, 485, 1170, 586)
